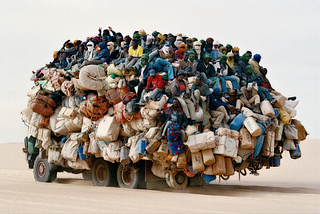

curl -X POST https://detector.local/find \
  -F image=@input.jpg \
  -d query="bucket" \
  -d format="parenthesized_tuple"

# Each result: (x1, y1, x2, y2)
(229, 113, 247, 131)
(203, 174, 216, 183)
(260, 100, 275, 118)
(202, 149, 215, 165)
(243, 117, 262, 137)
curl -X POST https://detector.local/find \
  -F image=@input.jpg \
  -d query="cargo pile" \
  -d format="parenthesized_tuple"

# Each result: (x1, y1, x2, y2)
(21, 27, 308, 189)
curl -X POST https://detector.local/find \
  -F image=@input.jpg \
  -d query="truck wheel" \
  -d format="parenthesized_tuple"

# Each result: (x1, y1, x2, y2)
(92, 159, 117, 186)
(117, 164, 144, 189)
(165, 173, 173, 188)
(33, 156, 57, 182)
(169, 171, 188, 190)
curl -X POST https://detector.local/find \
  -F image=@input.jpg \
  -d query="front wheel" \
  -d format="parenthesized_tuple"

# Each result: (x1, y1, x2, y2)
(117, 163, 144, 189)
(92, 159, 117, 186)
(33, 156, 57, 182)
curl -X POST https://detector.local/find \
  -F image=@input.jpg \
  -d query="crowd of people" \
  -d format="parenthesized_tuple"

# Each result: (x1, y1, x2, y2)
(46, 26, 278, 132)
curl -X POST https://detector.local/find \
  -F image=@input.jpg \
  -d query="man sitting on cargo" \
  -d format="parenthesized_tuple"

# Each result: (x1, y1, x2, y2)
(120, 39, 144, 73)
(160, 98, 188, 142)
(236, 82, 261, 113)
(191, 76, 212, 130)
(138, 69, 164, 105)
(208, 88, 231, 131)
(128, 54, 153, 101)
(196, 53, 218, 88)
(171, 70, 197, 125)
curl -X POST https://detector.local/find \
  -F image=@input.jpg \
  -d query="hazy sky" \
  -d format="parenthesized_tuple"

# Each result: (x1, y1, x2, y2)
(0, 0, 319, 143)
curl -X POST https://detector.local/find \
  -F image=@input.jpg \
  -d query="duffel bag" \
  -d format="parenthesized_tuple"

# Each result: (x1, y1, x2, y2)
(105, 88, 122, 105)
(30, 94, 56, 117)
(79, 93, 109, 121)
(96, 115, 120, 141)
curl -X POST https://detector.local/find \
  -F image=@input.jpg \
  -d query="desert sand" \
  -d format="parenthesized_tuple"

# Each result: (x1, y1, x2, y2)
(0, 139, 319, 214)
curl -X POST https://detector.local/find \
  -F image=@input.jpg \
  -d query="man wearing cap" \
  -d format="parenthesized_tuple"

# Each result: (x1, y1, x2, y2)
(191, 76, 212, 130)
(138, 69, 164, 104)
(171, 70, 197, 124)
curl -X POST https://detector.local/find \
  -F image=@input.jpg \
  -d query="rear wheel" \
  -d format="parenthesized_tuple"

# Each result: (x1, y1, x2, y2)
(33, 156, 57, 182)
(117, 163, 144, 189)
(169, 171, 188, 190)
(92, 159, 117, 186)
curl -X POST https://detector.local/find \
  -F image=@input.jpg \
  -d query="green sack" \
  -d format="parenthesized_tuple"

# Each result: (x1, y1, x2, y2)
(28, 136, 39, 154)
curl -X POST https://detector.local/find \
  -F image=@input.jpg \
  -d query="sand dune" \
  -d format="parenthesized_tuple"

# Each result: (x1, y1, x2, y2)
(0, 140, 319, 213)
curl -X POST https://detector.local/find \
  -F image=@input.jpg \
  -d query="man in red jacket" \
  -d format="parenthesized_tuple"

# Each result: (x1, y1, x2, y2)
(138, 69, 165, 105)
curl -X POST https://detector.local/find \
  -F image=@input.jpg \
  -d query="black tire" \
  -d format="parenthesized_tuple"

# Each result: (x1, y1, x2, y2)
(82, 172, 92, 180)
(240, 169, 247, 176)
(221, 175, 230, 180)
(33, 156, 57, 182)
(169, 171, 188, 190)
(92, 159, 117, 187)
(117, 163, 144, 189)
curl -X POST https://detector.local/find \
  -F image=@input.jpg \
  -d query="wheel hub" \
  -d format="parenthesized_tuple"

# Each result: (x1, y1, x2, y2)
(96, 165, 107, 183)
(121, 167, 133, 185)
(37, 162, 46, 178)
(175, 172, 186, 185)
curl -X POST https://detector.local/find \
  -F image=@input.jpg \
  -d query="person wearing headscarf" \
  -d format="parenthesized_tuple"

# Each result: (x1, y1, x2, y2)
(219, 45, 227, 55)
(258, 67, 274, 90)
(191, 75, 212, 130)
(144, 35, 156, 54)
(159, 44, 174, 62)
(187, 50, 198, 75)
(200, 43, 216, 60)
(167, 33, 177, 51)
(249, 54, 261, 75)
(83, 41, 98, 62)
(213, 40, 221, 60)
(245, 65, 276, 104)
(185, 38, 194, 51)
(196, 53, 219, 89)
(155, 33, 165, 48)
(174, 43, 187, 60)
(232, 47, 240, 55)
(219, 54, 242, 96)
(192, 41, 202, 61)
(128, 54, 153, 101)
(131, 33, 146, 48)
(226, 44, 233, 53)
(237, 80, 260, 113)
(171, 70, 197, 124)
(174, 36, 184, 48)
(177, 52, 193, 76)
(107, 42, 119, 62)
(239, 53, 251, 84)
(209, 88, 231, 130)
(206, 37, 214, 44)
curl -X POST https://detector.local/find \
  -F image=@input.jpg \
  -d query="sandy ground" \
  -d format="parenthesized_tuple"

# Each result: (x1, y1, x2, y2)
(0, 139, 319, 214)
